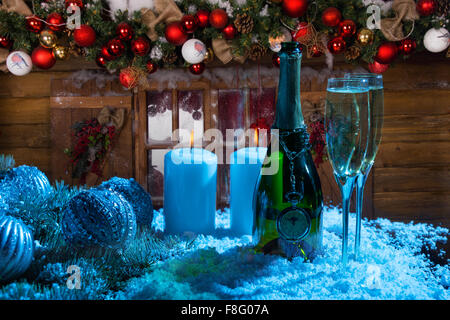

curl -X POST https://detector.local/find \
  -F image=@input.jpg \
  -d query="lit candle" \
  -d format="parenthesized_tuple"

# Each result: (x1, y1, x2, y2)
(163, 132, 217, 235)
(229, 130, 267, 236)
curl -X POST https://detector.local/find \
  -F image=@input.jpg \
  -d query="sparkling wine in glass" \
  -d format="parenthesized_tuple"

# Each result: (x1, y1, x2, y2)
(325, 78, 370, 265)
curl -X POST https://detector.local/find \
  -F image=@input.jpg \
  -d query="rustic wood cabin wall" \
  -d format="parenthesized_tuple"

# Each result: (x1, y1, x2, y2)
(0, 54, 448, 231)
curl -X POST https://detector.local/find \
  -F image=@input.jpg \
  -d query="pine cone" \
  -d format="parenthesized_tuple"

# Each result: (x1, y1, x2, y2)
(436, 0, 449, 17)
(234, 13, 254, 34)
(345, 45, 361, 61)
(162, 51, 178, 65)
(248, 42, 267, 61)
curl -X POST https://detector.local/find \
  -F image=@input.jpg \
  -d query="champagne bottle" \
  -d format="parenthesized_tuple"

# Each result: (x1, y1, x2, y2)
(252, 42, 323, 260)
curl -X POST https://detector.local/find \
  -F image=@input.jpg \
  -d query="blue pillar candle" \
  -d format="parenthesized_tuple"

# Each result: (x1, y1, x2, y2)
(230, 147, 267, 236)
(164, 148, 217, 235)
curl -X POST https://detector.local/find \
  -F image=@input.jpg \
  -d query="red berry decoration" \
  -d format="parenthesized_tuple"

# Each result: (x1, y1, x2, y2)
(165, 21, 188, 46)
(222, 24, 237, 40)
(321, 7, 342, 27)
(368, 61, 389, 74)
(416, 0, 436, 16)
(189, 62, 205, 75)
(310, 44, 323, 57)
(282, 0, 309, 18)
(398, 39, 416, 55)
(146, 61, 158, 74)
(31, 46, 56, 69)
(101, 45, 115, 61)
(65, 0, 83, 10)
(195, 10, 209, 28)
(272, 53, 280, 67)
(95, 54, 107, 68)
(181, 15, 199, 33)
(73, 25, 96, 47)
(26, 15, 43, 33)
(338, 20, 356, 38)
(327, 37, 346, 54)
(209, 9, 228, 29)
(116, 22, 134, 41)
(0, 36, 13, 49)
(106, 38, 125, 57)
(46, 13, 65, 32)
(375, 42, 398, 64)
(131, 37, 150, 56)
(119, 68, 138, 89)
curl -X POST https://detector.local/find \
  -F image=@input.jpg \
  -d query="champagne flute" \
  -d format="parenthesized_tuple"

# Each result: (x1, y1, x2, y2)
(344, 73, 384, 259)
(325, 78, 370, 266)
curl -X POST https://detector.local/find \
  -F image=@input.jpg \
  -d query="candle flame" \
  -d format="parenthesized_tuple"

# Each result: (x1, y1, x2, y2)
(254, 128, 258, 147)
(190, 130, 194, 149)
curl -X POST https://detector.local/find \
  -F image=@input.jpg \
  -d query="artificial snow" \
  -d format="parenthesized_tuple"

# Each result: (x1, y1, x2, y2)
(118, 206, 449, 300)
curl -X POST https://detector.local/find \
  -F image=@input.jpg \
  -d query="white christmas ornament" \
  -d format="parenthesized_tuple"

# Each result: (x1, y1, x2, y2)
(6, 51, 32, 76)
(269, 28, 292, 52)
(423, 28, 450, 53)
(181, 39, 207, 64)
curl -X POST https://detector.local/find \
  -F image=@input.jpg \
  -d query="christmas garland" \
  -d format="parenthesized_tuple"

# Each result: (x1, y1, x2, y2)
(0, 0, 448, 88)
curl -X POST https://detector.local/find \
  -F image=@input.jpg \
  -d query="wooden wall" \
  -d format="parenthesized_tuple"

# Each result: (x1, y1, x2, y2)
(0, 55, 449, 233)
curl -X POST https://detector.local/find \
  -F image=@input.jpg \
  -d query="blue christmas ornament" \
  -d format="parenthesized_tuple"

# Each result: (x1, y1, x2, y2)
(0, 215, 34, 282)
(99, 177, 153, 227)
(61, 188, 137, 249)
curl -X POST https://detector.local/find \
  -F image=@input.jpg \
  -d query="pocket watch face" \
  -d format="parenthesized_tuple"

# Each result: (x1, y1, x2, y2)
(277, 207, 311, 241)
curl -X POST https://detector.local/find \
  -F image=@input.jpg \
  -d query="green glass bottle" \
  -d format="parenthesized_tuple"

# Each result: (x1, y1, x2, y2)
(252, 42, 323, 260)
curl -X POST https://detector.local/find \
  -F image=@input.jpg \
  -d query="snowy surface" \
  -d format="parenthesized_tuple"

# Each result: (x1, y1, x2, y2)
(120, 206, 449, 300)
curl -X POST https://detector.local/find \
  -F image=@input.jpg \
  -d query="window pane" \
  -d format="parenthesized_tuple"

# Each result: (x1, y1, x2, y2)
(147, 90, 173, 144)
(249, 87, 276, 129)
(147, 149, 169, 204)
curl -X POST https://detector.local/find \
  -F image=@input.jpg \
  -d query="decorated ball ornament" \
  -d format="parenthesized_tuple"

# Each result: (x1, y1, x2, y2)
(209, 9, 228, 29)
(0, 215, 34, 282)
(96, 54, 107, 67)
(31, 46, 56, 69)
(116, 22, 134, 41)
(99, 177, 154, 227)
(189, 62, 205, 75)
(53, 45, 70, 60)
(338, 20, 356, 38)
(146, 60, 158, 74)
(423, 27, 449, 53)
(222, 24, 237, 40)
(6, 51, 32, 76)
(203, 47, 214, 64)
(181, 39, 206, 64)
(39, 30, 57, 48)
(0, 36, 13, 49)
(272, 53, 280, 67)
(61, 188, 137, 249)
(327, 37, 346, 54)
(375, 42, 398, 64)
(282, 0, 309, 18)
(26, 15, 43, 33)
(165, 21, 188, 46)
(368, 60, 389, 74)
(291, 22, 310, 42)
(106, 38, 125, 57)
(195, 10, 209, 28)
(73, 24, 96, 47)
(416, 0, 436, 16)
(269, 27, 292, 52)
(119, 67, 139, 89)
(101, 45, 115, 61)
(398, 38, 416, 55)
(131, 37, 150, 56)
(46, 12, 65, 32)
(181, 14, 199, 34)
(357, 28, 374, 46)
(321, 7, 342, 27)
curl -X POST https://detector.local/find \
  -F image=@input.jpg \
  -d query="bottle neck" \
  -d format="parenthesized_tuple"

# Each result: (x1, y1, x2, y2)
(273, 43, 304, 130)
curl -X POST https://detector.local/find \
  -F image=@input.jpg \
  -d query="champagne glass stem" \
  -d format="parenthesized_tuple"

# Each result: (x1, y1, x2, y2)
(355, 164, 373, 259)
(338, 175, 357, 266)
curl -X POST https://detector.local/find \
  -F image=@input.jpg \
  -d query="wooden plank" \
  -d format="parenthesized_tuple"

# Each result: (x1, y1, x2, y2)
(50, 96, 132, 109)
(384, 90, 450, 115)
(0, 147, 51, 175)
(0, 124, 49, 148)
(0, 98, 49, 124)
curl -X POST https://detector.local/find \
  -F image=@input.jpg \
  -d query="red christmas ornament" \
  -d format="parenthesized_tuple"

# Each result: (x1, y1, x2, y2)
(116, 22, 134, 41)
(338, 20, 356, 38)
(209, 9, 228, 29)
(181, 15, 199, 33)
(65, 0, 83, 10)
(0, 36, 13, 49)
(291, 22, 309, 42)
(195, 10, 209, 28)
(95, 54, 107, 68)
(327, 37, 346, 54)
(222, 24, 237, 40)
(375, 42, 398, 64)
(46, 13, 65, 32)
(368, 60, 389, 74)
(416, 0, 436, 16)
(119, 68, 138, 89)
(321, 7, 342, 27)
(310, 44, 323, 57)
(272, 53, 280, 67)
(101, 45, 115, 60)
(73, 24, 96, 47)
(189, 62, 205, 75)
(146, 61, 158, 74)
(282, 0, 308, 18)
(165, 22, 188, 46)
(26, 15, 43, 33)
(31, 46, 56, 69)
(131, 37, 150, 56)
(106, 38, 125, 57)
(398, 38, 416, 55)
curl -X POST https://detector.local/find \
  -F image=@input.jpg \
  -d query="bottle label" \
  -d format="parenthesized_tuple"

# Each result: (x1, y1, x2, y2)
(276, 206, 311, 241)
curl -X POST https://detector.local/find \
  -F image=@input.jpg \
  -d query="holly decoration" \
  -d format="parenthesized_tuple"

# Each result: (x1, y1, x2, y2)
(222, 24, 237, 40)
(131, 37, 150, 56)
(165, 21, 188, 46)
(189, 62, 205, 75)
(73, 24, 96, 47)
(25, 15, 43, 33)
(282, 0, 309, 18)
(375, 42, 398, 64)
(116, 22, 134, 41)
(31, 46, 56, 69)
(209, 9, 228, 29)
(321, 7, 341, 27)
(416, 0, 437, 16)
(181, 15, 199, 33)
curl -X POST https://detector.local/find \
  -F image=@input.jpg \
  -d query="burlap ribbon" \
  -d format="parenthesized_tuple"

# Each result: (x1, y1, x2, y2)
(97, 107, 125, 129)
(0, 48, 9, 73)
(140, 0, 183, 41)
(0, 0, 32, 16)
(212, 39, 247, 64)
(380, 0, 419, 41)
